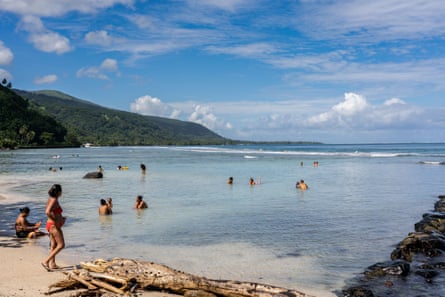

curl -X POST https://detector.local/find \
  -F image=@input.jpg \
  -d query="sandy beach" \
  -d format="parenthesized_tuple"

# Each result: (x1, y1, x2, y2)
(0, 236, 70, 297)
(0, 235, 185, 297)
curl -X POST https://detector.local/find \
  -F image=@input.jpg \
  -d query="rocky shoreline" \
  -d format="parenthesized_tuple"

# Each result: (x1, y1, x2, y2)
(340, 195, 445, 297)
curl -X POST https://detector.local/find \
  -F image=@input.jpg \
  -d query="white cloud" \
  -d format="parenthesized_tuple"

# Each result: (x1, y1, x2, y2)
(34, 74, 58, 84)
(305, 92, 420, 129)
(188, 104, 232, 130)
(332, 92, 369, 116)
(85, 30, 125, 46)
(206, 42, 280, 58)
(383, 98, 405, 106)
(77, 58, 120, 80)
(130, 97, 232, 132)
(0, 0, 133, 17)
(100, 58, 118, 71)
(186, 0, 253, 12)
(29, 32, 72, 54)
(130, 95, 181, 119)
(0, 41, 13, 65)
(129, 15, 156, 30)
(19, 15, 72, 54)
(297, 0, 445, 42)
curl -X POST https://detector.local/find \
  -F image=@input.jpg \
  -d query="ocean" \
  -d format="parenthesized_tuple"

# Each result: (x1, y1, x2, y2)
(1, 143, 445, 296)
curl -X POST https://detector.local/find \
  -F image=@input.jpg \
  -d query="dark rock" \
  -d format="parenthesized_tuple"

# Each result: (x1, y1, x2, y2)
(415, 213, 445, 233)
(434, 199, 445, 212)
(415, 269, 439, 280)
(365, 260, 410, 277)
(83, 171, 103, 179)
(342, 286, 375, 297)
(391, 232, 445, 261)
(419, 262, 445, 269)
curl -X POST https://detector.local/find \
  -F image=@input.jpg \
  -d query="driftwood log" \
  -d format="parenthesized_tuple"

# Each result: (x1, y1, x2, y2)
(47, 258, 315, 297)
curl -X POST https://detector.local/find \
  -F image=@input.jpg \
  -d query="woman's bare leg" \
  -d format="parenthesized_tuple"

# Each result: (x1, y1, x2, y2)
(43, 227, 65, 269)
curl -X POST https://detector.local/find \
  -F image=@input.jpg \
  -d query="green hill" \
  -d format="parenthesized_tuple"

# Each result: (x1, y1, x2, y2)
(14, 89, 228, 146)
(0, 84, 76, 148)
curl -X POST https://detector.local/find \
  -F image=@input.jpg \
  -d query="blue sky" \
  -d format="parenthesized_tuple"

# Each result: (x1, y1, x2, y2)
(1, 0, 444, 144)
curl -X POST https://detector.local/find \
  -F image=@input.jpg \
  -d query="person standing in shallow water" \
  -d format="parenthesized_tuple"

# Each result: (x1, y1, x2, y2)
(99, 198, 113, 215)
(134, 195, 148, 209)
(42, 184, 66, 271)
(140, 163, 146, 174)
(297, 179, 308, 190)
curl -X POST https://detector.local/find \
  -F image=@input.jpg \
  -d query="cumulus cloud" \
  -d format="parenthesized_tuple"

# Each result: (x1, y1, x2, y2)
(77, 58, 120, 80)
(29, 32, 72, 54)
(188, 104, 232, 130)
(19, 15, 72, 54)
(332, 92, 369, 116)
(85, 30, 125, 46)
(0, 41, 13, 65)
(100, 58, 119, 71)
(130, 95, 232, 132)
(305, 92, 420, 129)
(34, 74, 58, 84)
(384, 97, 406, 106)
(130, 95, 181, 119)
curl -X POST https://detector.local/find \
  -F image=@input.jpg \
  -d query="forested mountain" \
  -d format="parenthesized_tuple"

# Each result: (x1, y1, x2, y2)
(0, 83, 78, 148)
(14, 89, 228, 146)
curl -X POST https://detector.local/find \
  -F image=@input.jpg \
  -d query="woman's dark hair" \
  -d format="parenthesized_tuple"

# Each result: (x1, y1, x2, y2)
(19, 207, 30, 214)
(48, 184, 62, 198)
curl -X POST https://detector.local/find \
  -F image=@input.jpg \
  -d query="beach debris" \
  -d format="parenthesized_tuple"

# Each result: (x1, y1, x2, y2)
(46, 258, 314, 297)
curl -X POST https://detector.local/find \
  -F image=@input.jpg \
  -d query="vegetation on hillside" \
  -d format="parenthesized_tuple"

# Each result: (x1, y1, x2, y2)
(14, 89, 229, 146)
(0, 81, 79, 149)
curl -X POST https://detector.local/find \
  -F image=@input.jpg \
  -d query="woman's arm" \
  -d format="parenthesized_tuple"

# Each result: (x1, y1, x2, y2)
(45, 198, 57, 221)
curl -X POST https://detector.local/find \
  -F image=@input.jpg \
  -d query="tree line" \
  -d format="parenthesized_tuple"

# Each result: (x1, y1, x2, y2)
(0, 79, 80, 149)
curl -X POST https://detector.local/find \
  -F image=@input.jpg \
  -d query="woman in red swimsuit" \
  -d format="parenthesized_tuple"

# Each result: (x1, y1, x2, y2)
(41, 184, 66, 271)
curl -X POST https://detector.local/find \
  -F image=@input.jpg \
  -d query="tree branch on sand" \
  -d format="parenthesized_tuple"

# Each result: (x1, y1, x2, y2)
(47, 258, 315, 297)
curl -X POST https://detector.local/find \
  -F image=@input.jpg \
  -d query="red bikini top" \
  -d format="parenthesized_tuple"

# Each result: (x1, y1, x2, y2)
(52, 205, 63, 215)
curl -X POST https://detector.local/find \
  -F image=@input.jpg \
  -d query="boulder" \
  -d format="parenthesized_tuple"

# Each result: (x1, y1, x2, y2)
(364, 260, 410, 277)
(415, 213, 445, 233)
(83, 171, 103, 179)
(434, 198, 445, 212)
(342, 286, 375, 297)
(391, 232, 445, 261)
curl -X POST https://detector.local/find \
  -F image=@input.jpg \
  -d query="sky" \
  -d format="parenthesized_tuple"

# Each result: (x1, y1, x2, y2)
(1, 0, 445, 144)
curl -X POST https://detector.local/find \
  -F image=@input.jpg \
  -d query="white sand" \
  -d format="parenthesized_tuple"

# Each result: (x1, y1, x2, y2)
(0, 236, 71, 296)
(0, 235, 186, 297)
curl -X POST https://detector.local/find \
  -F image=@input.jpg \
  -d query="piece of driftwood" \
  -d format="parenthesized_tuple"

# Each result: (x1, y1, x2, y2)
(48, 258, 315, 297)
(90, 278, 126, 295)
(67, 271, 98, 290)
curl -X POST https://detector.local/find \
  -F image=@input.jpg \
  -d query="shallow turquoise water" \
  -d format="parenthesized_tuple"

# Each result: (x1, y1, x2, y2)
(1, 144, 445, 296)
